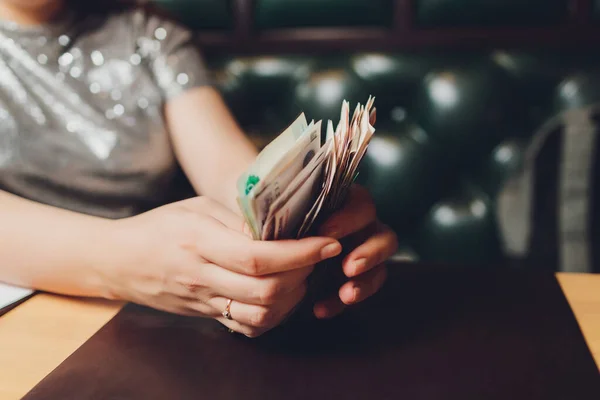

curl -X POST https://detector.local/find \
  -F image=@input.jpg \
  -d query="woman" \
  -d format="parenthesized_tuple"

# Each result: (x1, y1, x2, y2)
(0, 0, 398, 337)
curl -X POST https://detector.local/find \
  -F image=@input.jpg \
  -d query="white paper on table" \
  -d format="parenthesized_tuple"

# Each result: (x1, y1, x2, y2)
(0, 282, 33, 312)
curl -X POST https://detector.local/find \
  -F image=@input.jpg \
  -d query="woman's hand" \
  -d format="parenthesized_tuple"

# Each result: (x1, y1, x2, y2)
(103, 197, 342, 337)
(314, 184, 399, 319)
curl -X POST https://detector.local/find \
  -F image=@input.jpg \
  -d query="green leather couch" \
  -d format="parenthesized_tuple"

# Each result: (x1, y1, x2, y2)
(155, 0, 600, 268)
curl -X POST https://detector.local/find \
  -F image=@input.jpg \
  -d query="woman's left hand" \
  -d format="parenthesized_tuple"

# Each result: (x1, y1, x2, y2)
(314, 184, 399, 319)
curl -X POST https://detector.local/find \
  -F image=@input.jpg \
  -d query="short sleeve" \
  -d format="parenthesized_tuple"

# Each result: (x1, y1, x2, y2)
(132, 8, 213, 100)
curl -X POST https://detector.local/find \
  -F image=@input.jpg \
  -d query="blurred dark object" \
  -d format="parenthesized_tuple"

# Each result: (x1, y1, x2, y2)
(254, 0, 394, 29)
(415, 0, 568, 27)
(152, 0, 600, 52)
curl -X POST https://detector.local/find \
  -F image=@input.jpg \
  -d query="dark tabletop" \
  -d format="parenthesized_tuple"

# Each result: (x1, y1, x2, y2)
(23, 262, 600, 400)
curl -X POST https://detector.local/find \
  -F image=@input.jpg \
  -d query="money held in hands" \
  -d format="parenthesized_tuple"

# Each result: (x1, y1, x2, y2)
(237, 97, 377, 240)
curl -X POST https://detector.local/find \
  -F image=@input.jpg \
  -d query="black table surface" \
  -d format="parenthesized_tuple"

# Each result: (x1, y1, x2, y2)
(24, 262, 600, 400)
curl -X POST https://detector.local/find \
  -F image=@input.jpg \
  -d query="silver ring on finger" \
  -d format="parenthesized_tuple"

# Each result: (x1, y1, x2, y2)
(222, 298, 233, 320)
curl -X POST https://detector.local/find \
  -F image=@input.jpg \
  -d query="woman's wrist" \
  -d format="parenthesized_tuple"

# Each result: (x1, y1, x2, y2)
(83, 217, 134, 301)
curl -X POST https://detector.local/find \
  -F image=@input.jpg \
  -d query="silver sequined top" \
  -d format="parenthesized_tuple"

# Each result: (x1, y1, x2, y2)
(0, 8, 210, 218)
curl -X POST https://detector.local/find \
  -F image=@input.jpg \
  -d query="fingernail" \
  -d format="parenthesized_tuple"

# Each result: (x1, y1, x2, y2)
(342, 285, 359, 304)
(321, 242, 342, 259)
(313, 303, 328, 319)
(352, 286, 360, 303)
(352, 258, 367, 275)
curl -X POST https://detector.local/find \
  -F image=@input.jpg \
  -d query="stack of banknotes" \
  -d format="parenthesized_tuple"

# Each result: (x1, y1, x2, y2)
(237, 97, 376, 241)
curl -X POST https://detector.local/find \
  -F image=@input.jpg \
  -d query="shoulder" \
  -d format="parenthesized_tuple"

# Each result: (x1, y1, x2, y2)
(95, 5, 211, 99)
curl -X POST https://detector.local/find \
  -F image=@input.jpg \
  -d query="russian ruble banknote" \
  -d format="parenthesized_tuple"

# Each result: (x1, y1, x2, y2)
(237, 97, 377, 241)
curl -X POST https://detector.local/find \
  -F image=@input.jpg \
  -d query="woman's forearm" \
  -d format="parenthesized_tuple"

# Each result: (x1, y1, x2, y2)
(0, 190, 116, 298)
(165, 87, 259, 213)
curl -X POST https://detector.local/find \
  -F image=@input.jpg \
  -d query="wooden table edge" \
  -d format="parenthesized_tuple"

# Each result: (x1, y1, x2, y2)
(0, 295, 124, 400)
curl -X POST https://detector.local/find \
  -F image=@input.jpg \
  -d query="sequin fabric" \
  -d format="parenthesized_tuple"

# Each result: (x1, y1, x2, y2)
(0, 8, 210, 218)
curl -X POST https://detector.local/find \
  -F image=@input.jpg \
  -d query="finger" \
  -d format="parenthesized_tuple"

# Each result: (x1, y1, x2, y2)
(338, 264, 387, 305)
(341, 223, 398, 278)
(184, 301, 262, 337)
(180, 197, 252, 237)
(216, 317, 262, 337)
(207, 285, 307, 336)
(139, 295, 212, 319)
(318, 184, 376, 239)
(198, 218, 342, 276)
(177, 262, 313, 306)
(313, 296, 346, 320)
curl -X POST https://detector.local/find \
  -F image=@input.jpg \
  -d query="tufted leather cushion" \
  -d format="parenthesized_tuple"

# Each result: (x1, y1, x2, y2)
(208, 51, 600, 266)
(471, 139, 526, 201)
(415, 0, 568, 27)
(254, 0, 394, 29)
(415, 184, 503, 265)
(213, 56, 314, 145)
(358, 120, 445, 234)
(414, 57, 520, 161)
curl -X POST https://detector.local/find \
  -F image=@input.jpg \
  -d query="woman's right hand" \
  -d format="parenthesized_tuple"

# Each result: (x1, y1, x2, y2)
(101, 196, 342, 337)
